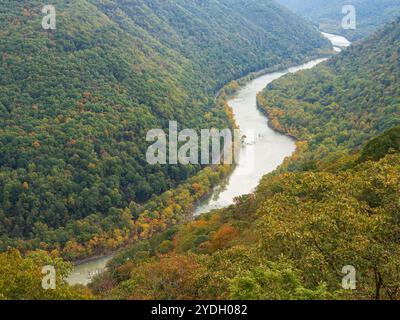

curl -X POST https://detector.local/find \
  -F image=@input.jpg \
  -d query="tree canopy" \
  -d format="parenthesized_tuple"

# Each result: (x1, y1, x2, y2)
(0, 0, 328, 258)
(276, 0, 400, 40)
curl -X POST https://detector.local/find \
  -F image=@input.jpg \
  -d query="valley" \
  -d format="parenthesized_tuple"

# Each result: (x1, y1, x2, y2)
(0, 0, 329, 261)
(0, 1, 399, 302)
(67, 32, 348, 286)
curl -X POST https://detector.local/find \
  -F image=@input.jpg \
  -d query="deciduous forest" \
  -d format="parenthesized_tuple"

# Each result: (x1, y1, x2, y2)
(276, 0, 400, 40)
(90, 18, 400, 301)
(0, 0, 328, 260)
(0, 0, 399, 302)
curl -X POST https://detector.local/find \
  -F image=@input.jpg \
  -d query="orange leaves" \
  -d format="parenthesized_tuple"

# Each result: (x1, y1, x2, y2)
(32, 141, 41, 148)
(191, 183, 202, 194)
(67, 139, 77, 146)
(77, 101, 85, 113)
(83, 91, 91, 100)
(270, 118, 283, 132)
(62, 240, 86, 260)
(207, 225, 239, 253)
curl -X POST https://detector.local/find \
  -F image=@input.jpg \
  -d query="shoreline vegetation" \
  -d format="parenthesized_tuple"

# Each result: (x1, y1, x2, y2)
(69, 34, 346, 286)
(2, 0, 349, 300)
(1, 1, 399, 302)
(71, 49, 334, 266)
(0, 0, 331, 266)
(87, 19, 400, 299)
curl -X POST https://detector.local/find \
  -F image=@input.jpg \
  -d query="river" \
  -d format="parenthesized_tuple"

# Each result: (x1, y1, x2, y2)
(321, 32, 351, 52)
(194, 32, 350, 215)
(66, 32, 350, 286)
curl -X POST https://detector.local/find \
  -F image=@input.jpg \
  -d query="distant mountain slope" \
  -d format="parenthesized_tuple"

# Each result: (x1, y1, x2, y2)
(92, 0, 329, 88)
(258, 17, 400, 169)
(0, 1, 328, 256)
(276, 0, 400, 40)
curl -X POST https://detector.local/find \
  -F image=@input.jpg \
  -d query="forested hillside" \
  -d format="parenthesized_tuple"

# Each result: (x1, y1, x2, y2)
(276, 0, 400, 40)
(258, 17, 400, 171)
(0, 1, 328, 258)
(94, 0, 328, 89)
(89, 20, 400, 300)
(91, 128, 400, 300)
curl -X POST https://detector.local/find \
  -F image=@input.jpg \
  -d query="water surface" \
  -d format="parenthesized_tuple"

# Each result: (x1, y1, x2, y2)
(67, 32, 350, 285)
(66, 255, 113, 286)
(322, 32, 351, 52)
(194, 59, 326, 215)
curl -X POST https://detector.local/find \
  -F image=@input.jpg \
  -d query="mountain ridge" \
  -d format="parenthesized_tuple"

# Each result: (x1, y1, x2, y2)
(0, 0, 329, 259)
(276, 0, 400, 40)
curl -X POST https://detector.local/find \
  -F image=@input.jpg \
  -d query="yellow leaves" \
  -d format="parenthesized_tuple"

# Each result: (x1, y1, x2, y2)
(227, 80, 239, 92)
(106, 238, 118, 250)
(162, 206, 174, 218)
(22, 181, 29, 190)
(124, 254, 201, 300)
(256, 93, 268, 107)
(88, 163, 96, 169)
(253, 153, 400, 298)
(0, 249, 93, 300)
(39, 242, 48, 250)
(204, 112, 212, 121)
(77, 101, 85, 113)
(113, 228, 125, 244)
(50, 249, 60, 258)
(32, 140, 41, 148)
(186, 219, 209, 232)
(268, 107, 286, 118)
(62, 240, 86, 259)
(175, 204, 183, 213)
(270, 118, 283, 132)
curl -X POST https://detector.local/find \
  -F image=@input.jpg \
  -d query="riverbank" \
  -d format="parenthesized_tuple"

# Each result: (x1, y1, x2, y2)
(67, 33, 348, 285)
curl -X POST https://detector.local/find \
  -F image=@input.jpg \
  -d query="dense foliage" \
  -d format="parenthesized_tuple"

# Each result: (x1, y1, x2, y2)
(90, 19, 400, 300)
(91, 133, 400, 300)
(358, 125, 400, 163)
(0, 249, 92, 299)
(3, 1, 399, 301)
(0, 0, 328, 257)
(276, 0, 400, 40)
(257, 18, 400, 171)
(95, 0, 329, 89)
